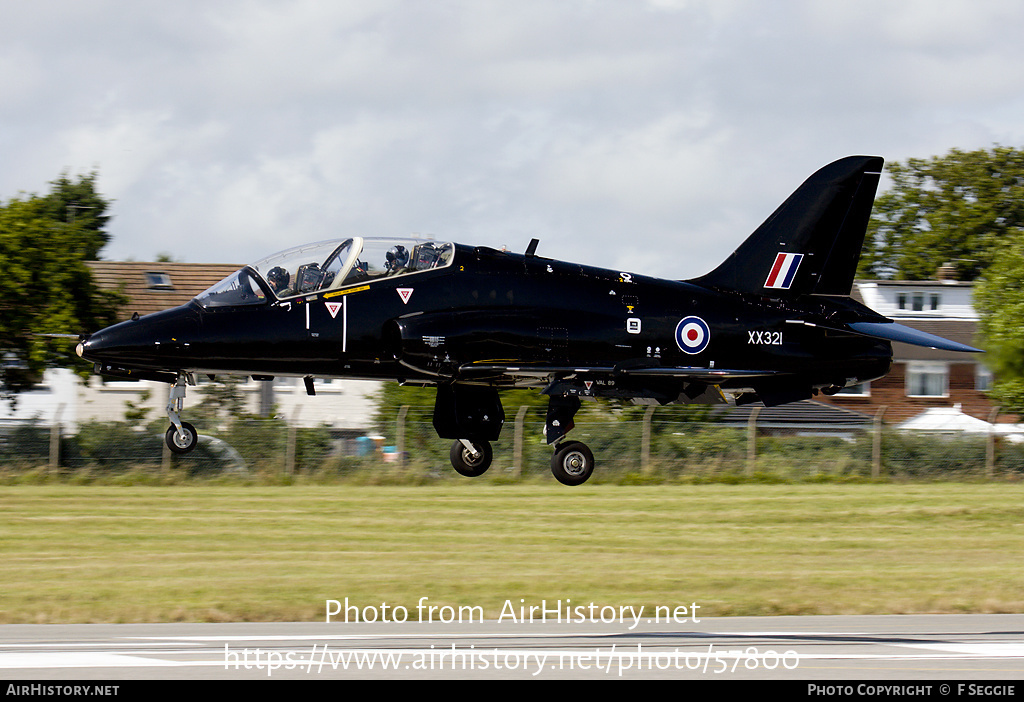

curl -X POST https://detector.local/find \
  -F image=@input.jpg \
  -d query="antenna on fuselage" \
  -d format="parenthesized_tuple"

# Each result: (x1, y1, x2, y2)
(525, 238, 540, 257)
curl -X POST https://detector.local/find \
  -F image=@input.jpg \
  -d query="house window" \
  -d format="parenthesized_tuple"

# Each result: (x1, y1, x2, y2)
(906, 361, 948, 397)
(976, 365, 993, 392)
(145, 272, 174, 290)
(896, 291, 940, 313)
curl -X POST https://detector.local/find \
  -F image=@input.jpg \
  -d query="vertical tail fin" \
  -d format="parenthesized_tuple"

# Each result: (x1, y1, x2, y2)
(693, 156, 883, 296)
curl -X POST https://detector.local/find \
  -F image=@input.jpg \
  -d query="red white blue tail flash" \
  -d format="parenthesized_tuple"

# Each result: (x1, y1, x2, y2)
(764, 252, 804, 290)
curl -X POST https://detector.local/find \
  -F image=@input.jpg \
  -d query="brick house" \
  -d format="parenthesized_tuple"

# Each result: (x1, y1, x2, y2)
(820, 267, 1000, 424)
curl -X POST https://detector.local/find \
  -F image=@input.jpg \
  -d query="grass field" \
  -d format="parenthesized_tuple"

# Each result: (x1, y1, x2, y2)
(2, 483, 1024, 623)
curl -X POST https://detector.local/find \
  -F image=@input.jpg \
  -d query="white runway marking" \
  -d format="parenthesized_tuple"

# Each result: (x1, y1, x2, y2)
(0, 652, 180, 668)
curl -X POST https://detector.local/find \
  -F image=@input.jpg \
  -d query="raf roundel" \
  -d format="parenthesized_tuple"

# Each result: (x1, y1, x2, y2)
(675, 316, 710, 355)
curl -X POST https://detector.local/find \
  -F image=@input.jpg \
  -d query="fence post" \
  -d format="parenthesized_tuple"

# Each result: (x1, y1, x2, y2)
(286, 405, 301, 474)
(162, 438, 171, 472)
(397, 405, 409, 470)
(987, 406, 1000, 477)
(641, 405, 656, 474)
(513, 405, 528, 479)
(49, 404, 64, 472)
(746, 406, 760, 476)
(872, 405, 887, 478)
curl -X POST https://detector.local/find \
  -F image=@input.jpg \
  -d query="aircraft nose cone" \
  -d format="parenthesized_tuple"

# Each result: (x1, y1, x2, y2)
(78, 327, 119, 363)
(79, 305, 200, 369)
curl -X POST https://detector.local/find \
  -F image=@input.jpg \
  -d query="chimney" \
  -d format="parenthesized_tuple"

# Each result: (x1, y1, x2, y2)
(936, 261, 957, 282)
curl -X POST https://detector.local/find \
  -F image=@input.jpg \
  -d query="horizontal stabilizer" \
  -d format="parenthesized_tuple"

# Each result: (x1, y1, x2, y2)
(847, 321, 982, 353)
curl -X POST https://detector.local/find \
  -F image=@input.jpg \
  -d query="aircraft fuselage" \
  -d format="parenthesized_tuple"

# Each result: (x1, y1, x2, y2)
(83, 242, 892, 402)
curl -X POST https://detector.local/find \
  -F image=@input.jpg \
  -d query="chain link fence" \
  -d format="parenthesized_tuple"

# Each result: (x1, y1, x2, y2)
(4, 404, 1023, 482)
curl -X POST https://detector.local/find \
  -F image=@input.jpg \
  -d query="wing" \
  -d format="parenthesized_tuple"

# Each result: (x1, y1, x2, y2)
(457, 362, 779, 381)
(456, 362, 778, 405)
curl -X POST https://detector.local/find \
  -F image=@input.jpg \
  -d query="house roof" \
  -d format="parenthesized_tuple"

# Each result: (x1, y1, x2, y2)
(86, 261, 241, 318)
(896, 406, 993, 433)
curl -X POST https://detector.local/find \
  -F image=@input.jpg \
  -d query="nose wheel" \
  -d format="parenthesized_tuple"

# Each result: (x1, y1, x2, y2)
(550, 441, 594, 486)
(164, 373, 199, 454)
(166, 421, 198, 454)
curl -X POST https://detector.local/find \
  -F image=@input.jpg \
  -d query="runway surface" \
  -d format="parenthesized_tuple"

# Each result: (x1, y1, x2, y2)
(2, 614, 1023, 680)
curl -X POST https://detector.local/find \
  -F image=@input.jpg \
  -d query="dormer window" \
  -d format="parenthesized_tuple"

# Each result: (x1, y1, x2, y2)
(896, 291, 940, 312)
(145, 272, 173, 290)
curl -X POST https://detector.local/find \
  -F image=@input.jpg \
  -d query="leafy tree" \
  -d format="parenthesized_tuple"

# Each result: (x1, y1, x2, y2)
(858, 146, 1024, 281)
(0, 173, 122, 400)
(37, 172, 111, 258)
(975, 230, 1024, 414)
(855, 146, 1024, 413)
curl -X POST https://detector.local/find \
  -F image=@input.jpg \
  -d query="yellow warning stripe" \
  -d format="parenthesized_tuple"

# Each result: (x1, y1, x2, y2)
(323, 285, 370, 299)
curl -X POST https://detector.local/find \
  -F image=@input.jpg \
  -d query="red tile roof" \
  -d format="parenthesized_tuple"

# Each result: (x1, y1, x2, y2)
(86, 261, 241, 319)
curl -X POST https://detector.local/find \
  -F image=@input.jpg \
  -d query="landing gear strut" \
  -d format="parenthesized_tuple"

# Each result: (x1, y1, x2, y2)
(545, 395, 595, 485)
(165, 374, 198, 454)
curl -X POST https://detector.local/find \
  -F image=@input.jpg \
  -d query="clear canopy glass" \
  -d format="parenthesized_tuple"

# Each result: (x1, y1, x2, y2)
(195, 238, 454, 308)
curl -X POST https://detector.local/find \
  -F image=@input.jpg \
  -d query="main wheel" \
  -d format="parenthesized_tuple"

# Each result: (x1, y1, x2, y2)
(550, 441, 594, 486)
(449, 439, 493, 477)
(165, 422, 198, 454)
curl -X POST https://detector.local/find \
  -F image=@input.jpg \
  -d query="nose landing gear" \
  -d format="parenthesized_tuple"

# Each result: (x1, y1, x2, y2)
(165, 374, 198, 454)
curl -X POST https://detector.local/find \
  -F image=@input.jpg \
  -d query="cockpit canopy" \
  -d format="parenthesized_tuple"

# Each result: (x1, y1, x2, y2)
(195, 237, 454, 308)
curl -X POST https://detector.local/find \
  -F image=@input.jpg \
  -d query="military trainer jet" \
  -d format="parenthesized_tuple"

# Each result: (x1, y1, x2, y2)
(78, 156, 979, 485)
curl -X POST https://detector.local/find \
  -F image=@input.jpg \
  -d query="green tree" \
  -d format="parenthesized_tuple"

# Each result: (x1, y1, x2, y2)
(975, 230, 1024, 414)
(858, 146, 1024, 281)
(0, 173, 122, 400)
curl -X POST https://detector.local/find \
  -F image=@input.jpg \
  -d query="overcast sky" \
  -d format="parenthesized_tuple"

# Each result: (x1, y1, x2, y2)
(3, 0, 1024, 280)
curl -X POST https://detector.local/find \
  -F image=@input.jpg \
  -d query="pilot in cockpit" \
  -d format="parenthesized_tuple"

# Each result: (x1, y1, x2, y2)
(266, 266, 292, 297)
(385, 245, 409, 275)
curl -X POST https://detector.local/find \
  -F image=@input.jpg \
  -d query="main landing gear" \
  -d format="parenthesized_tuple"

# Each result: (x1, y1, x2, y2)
(447, 435, 596, 485)
(550, 440, 594, 486)
(449, 438, 493, 477)
(165, 374, 198, 454)
(436, 384, 597, 485)
(545, 396, 594, 485)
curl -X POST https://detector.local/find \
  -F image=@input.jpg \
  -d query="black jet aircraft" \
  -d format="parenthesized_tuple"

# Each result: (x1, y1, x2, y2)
(78, 155, 980, 485)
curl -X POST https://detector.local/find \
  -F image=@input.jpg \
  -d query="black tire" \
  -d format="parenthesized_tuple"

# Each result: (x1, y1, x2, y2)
(165, 422, 198, 454)
(449, 439, 492, 477)
(550, 441, 594, 486)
